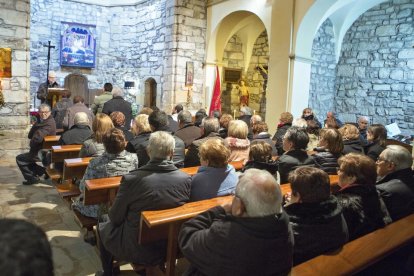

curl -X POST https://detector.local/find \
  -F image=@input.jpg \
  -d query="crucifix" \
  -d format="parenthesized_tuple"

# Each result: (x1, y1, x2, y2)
(43, 41, 55, 88)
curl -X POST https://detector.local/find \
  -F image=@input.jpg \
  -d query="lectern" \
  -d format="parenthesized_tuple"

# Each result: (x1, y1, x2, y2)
(47, 88, 68, 109)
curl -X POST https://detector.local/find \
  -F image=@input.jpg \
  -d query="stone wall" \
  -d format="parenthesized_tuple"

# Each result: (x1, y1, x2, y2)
(308, 19, 336, 122)
(30, 0, 167, 105)
(335, 0, 414, 133)
(0, 0, 31, 158)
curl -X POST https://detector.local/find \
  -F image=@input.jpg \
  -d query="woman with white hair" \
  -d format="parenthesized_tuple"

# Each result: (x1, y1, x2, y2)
(59, 112, 92, 145)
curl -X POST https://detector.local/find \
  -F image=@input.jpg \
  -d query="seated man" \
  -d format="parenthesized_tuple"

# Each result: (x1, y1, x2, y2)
(97, 131, 191, 274)
(184, 116, 222, 167)
(59, 112, 92, 145)
(174, 110, 201, 148)
(179, 169, 293, 276)
(284, 167, 349, 265)
(278, 127, 315, 184)
(134, 110, 185, 168)
(16, 104, 56, 185)
(0, 219, 53, 276)
(376, 145, 414, 221)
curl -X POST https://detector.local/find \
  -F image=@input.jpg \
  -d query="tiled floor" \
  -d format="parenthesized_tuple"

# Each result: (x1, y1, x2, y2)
(0, 159, 135, 276)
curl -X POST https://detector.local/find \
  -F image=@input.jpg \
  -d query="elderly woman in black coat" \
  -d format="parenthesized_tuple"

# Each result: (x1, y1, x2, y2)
(364, 124, 387, 161)
(334, 153, 391, 241)
(312, 128, 343, 174)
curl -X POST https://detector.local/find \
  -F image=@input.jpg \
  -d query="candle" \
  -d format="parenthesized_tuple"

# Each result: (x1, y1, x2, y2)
(253, 110, 256, 115)
(233, 109, 236, 119)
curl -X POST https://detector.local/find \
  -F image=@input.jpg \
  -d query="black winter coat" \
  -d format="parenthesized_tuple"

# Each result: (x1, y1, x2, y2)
(59, 124, 92, 145)
(242, 160, 278, 176)
(174, 123, 201, 148)
(278, 150, 315, 184)
(284, 196, 349, 265)
(342, 139, 363, 155)
(102, 96, 133, 130)
(312, 148, 341, 174)
(28, 116, 57, 156)
(252, 132, 277, 156)
(184, 132, 223, 167)
(364, 141, 385, 161)
(376, 168, 414, 221)
(99, 159, 191, 265)
(272, 123, 291, 156)
(179, 206, 293, 276)
(335, 184, 391, 241)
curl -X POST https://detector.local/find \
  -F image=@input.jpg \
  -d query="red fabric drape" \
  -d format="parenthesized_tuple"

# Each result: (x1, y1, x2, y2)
(209, 66, 221, 116)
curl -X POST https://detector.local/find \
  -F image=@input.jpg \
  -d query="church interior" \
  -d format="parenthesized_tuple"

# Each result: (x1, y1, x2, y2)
(0, 0, 414, 275)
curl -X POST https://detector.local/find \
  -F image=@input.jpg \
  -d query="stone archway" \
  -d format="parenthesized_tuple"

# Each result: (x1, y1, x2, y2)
(144, 78, 157, 107)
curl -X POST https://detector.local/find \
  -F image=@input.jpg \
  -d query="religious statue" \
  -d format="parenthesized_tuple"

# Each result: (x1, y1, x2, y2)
(238, 80, 249, 107)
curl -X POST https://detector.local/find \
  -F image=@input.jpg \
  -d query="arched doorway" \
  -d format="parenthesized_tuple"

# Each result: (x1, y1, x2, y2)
(144, 78, 157, 107)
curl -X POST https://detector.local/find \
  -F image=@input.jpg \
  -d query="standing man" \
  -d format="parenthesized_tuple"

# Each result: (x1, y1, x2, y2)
(16, 104, 56, 185)
(62, 96, 94, 130)
(358, 116, 369, 144)
(36, 71, 59, 104)
(102, 87, 132, 130)
(91, 83, 113, 115)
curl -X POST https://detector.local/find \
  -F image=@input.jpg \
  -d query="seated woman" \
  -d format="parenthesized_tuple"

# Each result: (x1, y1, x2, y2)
(306, 120, 320, 151)
(126, 114, 152, 153)
(364, 124, 387, 161)
(278, 127, 315, 184)
(218, 113, 233, 139)
(335, 153, 391, 240)
(224, 120, 250, 163)
(252, 122, 277, 156)
(301, 107, 321, 128)
(339, 124, 363, 154)
(72, 128, 138, 219)
(190, 139, 238, 201)
(110, 111, 134, 142)
(243, 141, 278, 176)
(313, 128, 343, 174)
(272, 112, 293, 156)
(284, 167, 348, 265)
(79, 113, 114, 157)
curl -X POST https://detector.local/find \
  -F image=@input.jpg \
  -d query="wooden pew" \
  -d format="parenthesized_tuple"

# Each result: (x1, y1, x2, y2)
(43, 135, 60, 149)
(291, 214, 414, 275)
(46, 145, 82, 184)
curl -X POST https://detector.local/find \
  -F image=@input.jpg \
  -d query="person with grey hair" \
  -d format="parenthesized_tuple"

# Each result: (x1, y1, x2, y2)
(102, 86, 132, 130)
(179, 169, 293, 275)
(59, 112, 92, 145)
(238, 106, 253, 139)
(184, 116, 223, 167)
(358, 116, 369, 144)
(175, 110, 201, 148)
(62, 95, 94, 130)
(16, 104, 56, 185)
(97, 131, 191, 275)
(376, 145, 414, 220)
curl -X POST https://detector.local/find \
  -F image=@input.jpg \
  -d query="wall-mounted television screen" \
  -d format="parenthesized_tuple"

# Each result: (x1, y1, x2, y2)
(60, 22, 96, 68)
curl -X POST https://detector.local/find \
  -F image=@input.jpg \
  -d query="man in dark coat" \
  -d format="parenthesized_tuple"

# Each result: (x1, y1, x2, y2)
(97, 131, 191, 275)
(284, 167, 348, 265)
(62, 95, 94, 130)
(238, 106, 253, 140)
(174, 110, 201, 148)
(179, 169, 293, 276)
(36, 71, 59, 104)
(184, 116, 222, 167)
(59, 112, 92, 145)
(16, 104, 56, 185)
(278, 127, 315, 184)
(376, 145, 414, 221)
(102, 87, 132, 130)
(135, 111, 185, 168)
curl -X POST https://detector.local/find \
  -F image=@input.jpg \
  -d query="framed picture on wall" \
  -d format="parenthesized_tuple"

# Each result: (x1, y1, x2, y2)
(223, 67, 242, 83)
(60, 22, 97, 68)
(185, 61, 194, 87)
(0, 48, 12, 78)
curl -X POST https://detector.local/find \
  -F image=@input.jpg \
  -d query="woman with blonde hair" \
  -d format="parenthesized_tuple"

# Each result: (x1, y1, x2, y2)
(79, 113, 114, 157)
(126, 114, 152, 154)
(190, 139, 238, 201)
(224, 120, 250, 163)
(312, 128, 343, 174)
(339, 124, 363, 154)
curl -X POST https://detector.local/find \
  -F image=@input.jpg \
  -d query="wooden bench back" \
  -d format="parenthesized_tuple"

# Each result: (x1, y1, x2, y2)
(43, 135, 60, 149)
(62, 157, 92, 182)
(51, 145, 82, 164)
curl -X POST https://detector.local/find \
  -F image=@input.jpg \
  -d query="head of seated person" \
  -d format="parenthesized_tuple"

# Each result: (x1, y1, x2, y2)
(139, 107, 153, 115)
(288, 167, 330, 204)
(339, 124, 360, 141)
(147, 131, 175, 161)
(250, 114, 262, 127)
(338, 153, 377, 187)
(131, 114, 151, 136)
(199, 138, 229, 168)
(200, 116, 220, 137)
(195, 109, 208, 127)
(302, 107, 316, 121)
(74, 112, 89, 127)
(376, 145, 413, 180)
(244, 141, 277, 175)
(110, 111, 126, 128)
(148, 110, 169, 131)
(0, 219, 53, 276)
(178, 110, 193, 127)
(92, 113, 114, 143)
(283, 127, 309, 152)
(279, 112, 293, 127)
(228, 120, 248, 140)
(317, 128, 344, 155)
(367, 124, 387, 146)
(252, 121, 269, 137)
(103, 128, 126, 155)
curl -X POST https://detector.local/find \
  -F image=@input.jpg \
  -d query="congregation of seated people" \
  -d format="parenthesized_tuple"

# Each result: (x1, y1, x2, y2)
(15, 89, 414, 275)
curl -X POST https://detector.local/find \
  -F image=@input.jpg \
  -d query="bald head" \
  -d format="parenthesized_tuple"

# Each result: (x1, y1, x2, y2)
(235, 169, 282, 217)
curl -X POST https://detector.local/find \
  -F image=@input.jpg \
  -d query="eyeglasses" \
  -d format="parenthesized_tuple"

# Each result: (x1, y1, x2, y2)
(376, 157, 389, 163)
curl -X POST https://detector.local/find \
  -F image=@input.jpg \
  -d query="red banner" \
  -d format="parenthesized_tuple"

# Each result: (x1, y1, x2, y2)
(209, 66, 221, 116)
